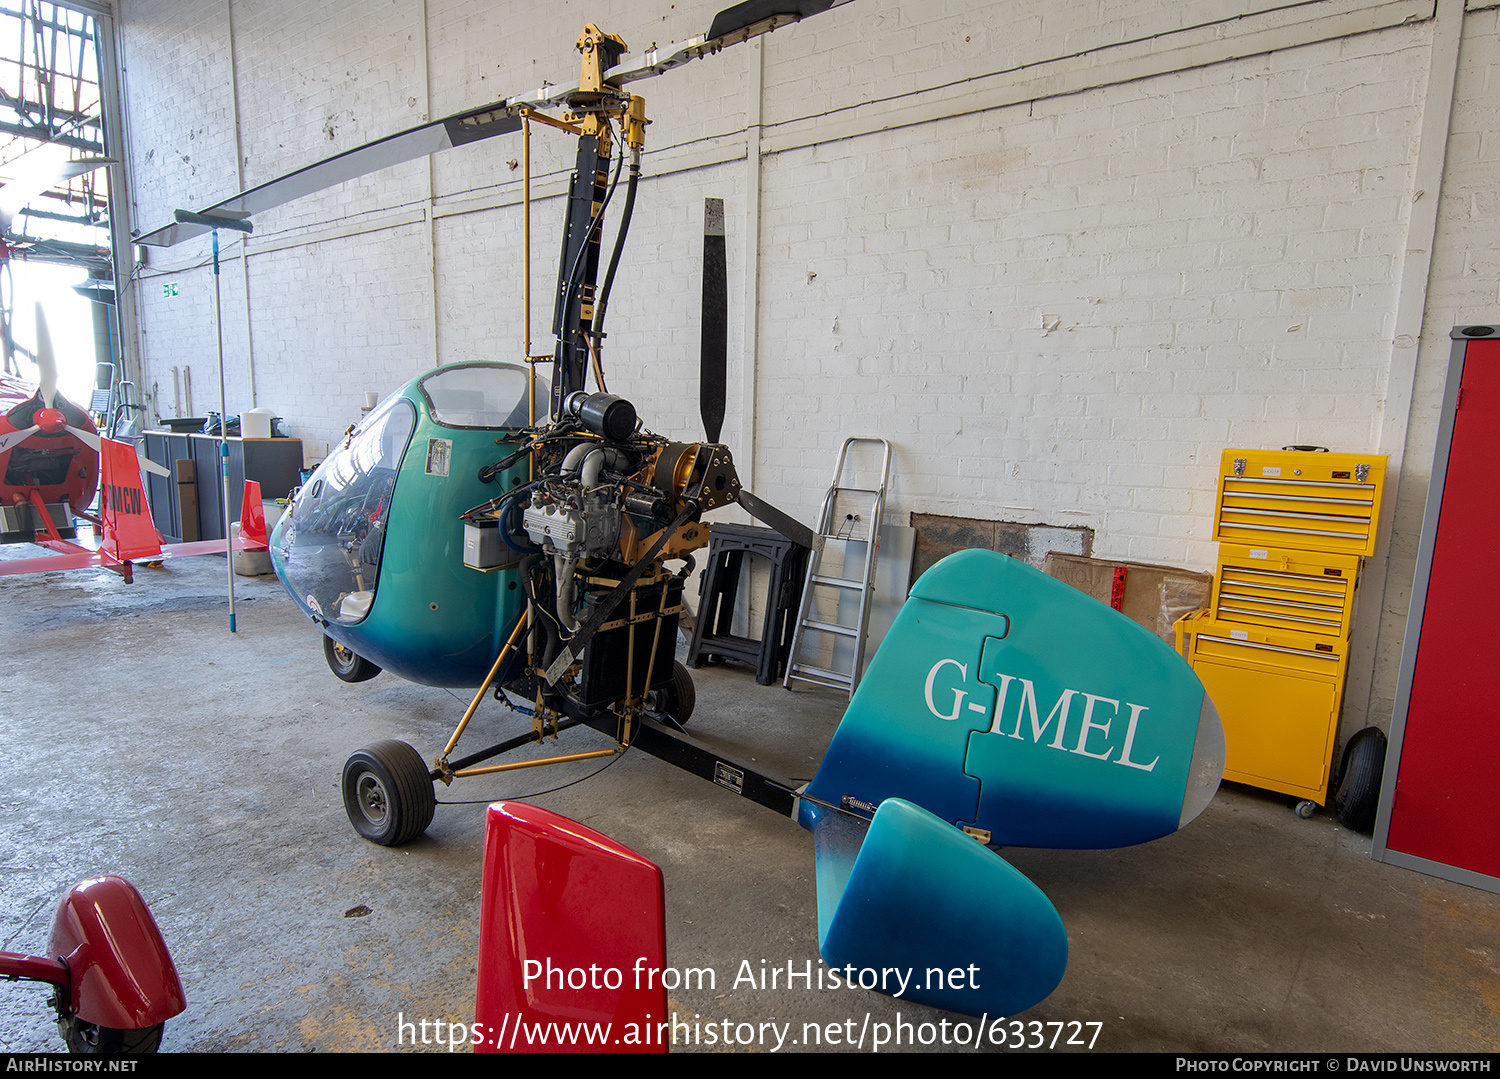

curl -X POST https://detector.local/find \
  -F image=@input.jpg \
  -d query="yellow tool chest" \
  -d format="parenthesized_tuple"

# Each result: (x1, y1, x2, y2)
(1179, 448, 1386, 808)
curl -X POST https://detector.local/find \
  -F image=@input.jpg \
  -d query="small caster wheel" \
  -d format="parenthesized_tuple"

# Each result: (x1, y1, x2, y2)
(1295, 800, 1317, 819)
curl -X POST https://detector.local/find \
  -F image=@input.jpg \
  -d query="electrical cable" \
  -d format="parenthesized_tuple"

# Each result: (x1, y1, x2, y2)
(434, 740, 631, 805)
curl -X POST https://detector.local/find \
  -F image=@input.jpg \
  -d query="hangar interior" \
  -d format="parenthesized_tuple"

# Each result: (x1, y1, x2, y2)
(2, 0, 1499, 1054)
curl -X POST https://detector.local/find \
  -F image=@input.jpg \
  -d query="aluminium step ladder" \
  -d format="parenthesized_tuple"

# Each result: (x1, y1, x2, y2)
(783, 437, 892, 698)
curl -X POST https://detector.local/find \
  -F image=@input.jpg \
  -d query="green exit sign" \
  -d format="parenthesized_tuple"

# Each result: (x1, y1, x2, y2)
(163, 282, 180, 298)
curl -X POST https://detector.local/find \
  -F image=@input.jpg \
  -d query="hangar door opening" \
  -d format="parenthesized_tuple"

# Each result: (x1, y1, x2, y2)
(0, 0, 127, 423)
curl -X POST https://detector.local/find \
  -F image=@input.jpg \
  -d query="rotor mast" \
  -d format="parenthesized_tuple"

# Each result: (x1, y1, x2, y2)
(549, 25, 646, 419)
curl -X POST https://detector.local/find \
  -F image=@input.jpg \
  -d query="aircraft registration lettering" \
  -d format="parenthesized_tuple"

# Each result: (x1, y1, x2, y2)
(105, 483, 143, 516)
(924, 658, 1160, 773)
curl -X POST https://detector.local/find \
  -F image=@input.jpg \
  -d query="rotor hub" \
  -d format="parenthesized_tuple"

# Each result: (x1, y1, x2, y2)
(33, 407, 66, 434)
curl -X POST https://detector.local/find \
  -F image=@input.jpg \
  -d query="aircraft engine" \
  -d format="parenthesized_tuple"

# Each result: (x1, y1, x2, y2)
(483, 389, 740, 713)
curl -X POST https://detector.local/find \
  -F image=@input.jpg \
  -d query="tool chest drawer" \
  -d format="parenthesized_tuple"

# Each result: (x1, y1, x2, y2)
(1209, 545, 1360, 637)
(1212, 449, 1386, 557)
(1179, 613, 1347, 681)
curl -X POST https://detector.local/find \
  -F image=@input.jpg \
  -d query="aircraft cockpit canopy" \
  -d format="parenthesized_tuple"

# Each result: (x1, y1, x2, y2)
(279, 394, 416, 625)
(275, 363, 543, 628)
(418, 363, 540, 429)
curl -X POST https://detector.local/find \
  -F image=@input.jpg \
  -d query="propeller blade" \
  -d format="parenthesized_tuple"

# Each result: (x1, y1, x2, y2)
(1, 301, 15, 378)
(700, 198, 727, 444)
(134, 447, 172, 478)
(0, 424, 39, 454)
(65, 424, 100, 451)
(33, 303, 57, 408)
(736, 488, 814, 549)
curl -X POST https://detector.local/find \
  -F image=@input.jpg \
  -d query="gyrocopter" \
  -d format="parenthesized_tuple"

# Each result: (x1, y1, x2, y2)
(136, 0, 1225, 1022)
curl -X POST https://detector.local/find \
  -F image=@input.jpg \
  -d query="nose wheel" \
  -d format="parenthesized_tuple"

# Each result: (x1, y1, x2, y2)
(324, 634, 381, 683)
(342, 740, 435, 845)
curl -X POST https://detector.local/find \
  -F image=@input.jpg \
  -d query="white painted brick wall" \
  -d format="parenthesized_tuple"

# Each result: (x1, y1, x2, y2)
(1365, 5, 1500, 724)
(114, 0, 1496, 738)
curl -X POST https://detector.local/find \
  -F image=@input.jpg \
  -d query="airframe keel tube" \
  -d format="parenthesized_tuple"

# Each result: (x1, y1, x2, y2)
(584, 714, 800, 818)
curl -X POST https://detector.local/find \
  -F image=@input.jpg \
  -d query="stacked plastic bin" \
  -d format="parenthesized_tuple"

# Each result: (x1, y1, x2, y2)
(1176, 448, 1387, 809)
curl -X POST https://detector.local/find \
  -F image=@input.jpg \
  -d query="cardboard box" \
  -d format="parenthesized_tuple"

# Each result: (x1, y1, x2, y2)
(1043, 552, 1213, 643)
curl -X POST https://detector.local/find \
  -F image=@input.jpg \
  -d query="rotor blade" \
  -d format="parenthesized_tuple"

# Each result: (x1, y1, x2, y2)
(700, 198, 727, 444)
(736, 488, 814, 549)
(605, 0, 859, 88)
(0, 424, 39, 454)
(33, 303, 57, 408)
(134, 98, 553, 248)
(707, 0, 856, 39)
(135, 3, 861, 248)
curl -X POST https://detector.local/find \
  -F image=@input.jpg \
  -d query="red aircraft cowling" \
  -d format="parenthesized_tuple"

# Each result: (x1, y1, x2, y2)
(46, 875, 186, 1030)
(1, 371, 100, 515)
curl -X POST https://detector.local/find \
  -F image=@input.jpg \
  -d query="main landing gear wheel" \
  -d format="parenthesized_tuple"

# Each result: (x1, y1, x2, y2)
(324, 634, 381, 682)
(342, 740, 435, 846)
(650, 660, 696, 726)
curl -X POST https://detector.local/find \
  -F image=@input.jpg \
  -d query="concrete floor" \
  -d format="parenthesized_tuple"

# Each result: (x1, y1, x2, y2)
(2, 551, 1498, 1053)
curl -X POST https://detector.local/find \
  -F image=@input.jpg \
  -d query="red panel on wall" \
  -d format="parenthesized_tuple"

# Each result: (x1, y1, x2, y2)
(1385, 338, 1500, 878)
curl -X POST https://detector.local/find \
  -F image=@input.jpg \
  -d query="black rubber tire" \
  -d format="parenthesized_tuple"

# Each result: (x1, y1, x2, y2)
(1333, 726, 1387, 833)
(342, 740, 435, 846)
(652, 660, 696, 725)
(58, 1018, 164, 1054)
(323, 634, 381, 683)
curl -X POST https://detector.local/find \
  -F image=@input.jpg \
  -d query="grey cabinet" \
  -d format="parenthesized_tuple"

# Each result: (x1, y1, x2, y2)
(143, 433, 304, 542)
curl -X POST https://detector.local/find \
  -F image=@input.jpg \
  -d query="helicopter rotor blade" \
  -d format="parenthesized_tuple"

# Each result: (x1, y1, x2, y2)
(134, 99, 548, 248)
(604, 0, 859, 88)
(135, 2, 861, 249)
(701, 198, 727, 445)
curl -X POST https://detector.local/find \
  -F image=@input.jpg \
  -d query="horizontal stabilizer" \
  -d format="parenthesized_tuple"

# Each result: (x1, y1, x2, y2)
(807, 797, 1068, 1017)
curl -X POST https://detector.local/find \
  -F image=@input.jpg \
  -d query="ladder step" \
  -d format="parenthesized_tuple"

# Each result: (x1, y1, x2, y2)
(802, 618, 857, 638)
(788, 663, 854, 689)
(810, 573, 864, 589)
(784, 436, 893, 700)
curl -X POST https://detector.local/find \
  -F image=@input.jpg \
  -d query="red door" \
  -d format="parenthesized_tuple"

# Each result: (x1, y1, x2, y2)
(1385, 338, 1500, 879)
